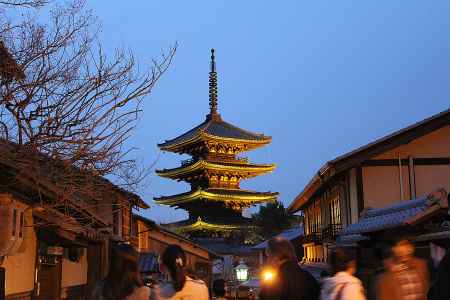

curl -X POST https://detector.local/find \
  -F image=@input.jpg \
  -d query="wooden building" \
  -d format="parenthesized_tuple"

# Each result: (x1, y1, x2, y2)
(154, 49, 278, 241)
(288, 109, 450, 263)
(0, 141, 148, 300)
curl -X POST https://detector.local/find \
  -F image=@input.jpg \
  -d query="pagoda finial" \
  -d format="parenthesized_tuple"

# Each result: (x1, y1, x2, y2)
(208, 48, 219, 118)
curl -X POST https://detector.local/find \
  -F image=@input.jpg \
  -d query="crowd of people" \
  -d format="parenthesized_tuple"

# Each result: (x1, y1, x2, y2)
(259, 237, 450, 300)
(89, 243, 209, 300)
(88, 236, 449, 300)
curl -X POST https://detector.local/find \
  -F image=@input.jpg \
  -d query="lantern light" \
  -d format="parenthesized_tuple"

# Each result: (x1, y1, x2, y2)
(235, 259, 249, 281)
(262, 269, 276, 283)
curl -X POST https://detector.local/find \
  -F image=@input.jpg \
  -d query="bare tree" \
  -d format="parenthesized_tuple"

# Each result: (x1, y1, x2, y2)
(0, 0, 47, 8)
(0, 0, 175, 228)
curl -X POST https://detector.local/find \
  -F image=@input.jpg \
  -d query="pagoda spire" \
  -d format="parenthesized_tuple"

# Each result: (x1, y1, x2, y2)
(208, 49, 220, 120)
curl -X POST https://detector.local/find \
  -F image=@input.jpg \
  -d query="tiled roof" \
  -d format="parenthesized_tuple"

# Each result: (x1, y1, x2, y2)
(154, 188, 278, 204)
(336, 234, 369, 245)
(158, 188, 277, 198)
(339, 190, 448, 238)
(156, 160, 275, 176)
(158, 116, 271, 148)
(253, 225, 304, 249)
(165, 215, 253, 227)
(341, 197, 429, 235)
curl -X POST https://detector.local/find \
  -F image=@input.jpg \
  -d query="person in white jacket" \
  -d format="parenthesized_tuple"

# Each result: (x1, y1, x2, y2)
(320, 248, 366, 300)
(150, 244, 209, 300)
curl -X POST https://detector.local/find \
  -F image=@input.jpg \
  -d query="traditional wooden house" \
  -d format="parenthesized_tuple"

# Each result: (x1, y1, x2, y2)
(0, 141, 148, 300)
(133, 214, 220, 287)
(288, 108, 450, 263)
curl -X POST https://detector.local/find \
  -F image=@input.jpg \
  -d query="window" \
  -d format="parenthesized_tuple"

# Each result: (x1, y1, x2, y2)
(19, 212, 24, 238)
(305, 200, 322, 235)
(12, 209, 17, 236)
(329, 195, 341, 225)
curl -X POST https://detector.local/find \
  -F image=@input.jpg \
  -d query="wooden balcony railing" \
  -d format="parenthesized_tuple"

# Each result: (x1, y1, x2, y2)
(321, 223, 343, 241)
(303, 231, 322, 244)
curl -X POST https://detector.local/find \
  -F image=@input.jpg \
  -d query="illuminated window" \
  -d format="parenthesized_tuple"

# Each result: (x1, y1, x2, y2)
(329, 195, 341, 225)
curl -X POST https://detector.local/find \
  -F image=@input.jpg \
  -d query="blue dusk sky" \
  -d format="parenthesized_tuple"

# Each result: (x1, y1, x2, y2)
(87, 1, 450, 223)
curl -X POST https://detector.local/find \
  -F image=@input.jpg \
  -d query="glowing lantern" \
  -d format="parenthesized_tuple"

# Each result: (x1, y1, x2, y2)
(262, 269, 275, 282)
(235, 259, 249, 281)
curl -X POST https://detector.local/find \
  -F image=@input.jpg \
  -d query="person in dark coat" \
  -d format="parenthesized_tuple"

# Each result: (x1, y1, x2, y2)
(428, 239, 450, 300)
(259, 236, 319, 300)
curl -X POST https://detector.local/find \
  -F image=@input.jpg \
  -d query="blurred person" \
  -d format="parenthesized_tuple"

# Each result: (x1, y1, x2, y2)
(368, 244, 393, 300)
(212, 279, 227, 300)
(428, 239, 450, 300)
(320, 270, 330, 281)
(320, 247, 365, 300)
(377, 238, 429, 300)
(89, 243, 150, 300)
(259, 236, 319, 300)
(151, 244, 209, 300)
(319, 270, 330, 289)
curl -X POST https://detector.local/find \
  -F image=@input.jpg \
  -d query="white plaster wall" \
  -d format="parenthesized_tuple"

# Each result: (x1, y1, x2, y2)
(4, 211, 36, 296)
(61, 249, 88, 288)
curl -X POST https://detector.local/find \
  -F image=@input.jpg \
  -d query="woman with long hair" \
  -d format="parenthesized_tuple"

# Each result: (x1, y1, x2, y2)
(259, 236, 319, 300)
(90, 243, 150, 300)
(152, 244, 209, 300)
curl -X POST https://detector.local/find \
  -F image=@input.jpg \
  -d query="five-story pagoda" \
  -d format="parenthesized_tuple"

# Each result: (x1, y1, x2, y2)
(155, 49, 278, 239)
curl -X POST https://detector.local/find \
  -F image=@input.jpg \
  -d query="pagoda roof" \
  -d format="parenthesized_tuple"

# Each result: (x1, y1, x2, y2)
(156, 159, 275, 179)
(158, 115, 271, 152)
(166, 216, 255, 234)
(154, 187, 278, 206)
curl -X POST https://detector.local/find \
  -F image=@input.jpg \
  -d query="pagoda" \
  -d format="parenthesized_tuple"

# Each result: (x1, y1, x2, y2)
(155, 49, 278, 238)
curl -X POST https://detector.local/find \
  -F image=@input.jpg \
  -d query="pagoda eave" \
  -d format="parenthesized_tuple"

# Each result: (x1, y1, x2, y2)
(167, 217, 256, 234)
(154, 188, 278, 206)
(155, 160, 276, 179)
(159, 132, 271, 154)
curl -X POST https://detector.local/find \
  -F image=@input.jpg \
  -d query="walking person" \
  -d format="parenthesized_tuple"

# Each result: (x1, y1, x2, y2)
(151, 244, 209, 300)
(377, 238, 429, 300)
(89, 243, 150, 300)
(212, 279, 227, 300)
(259, 236, 319, 300)
(428, 239, 450, 300)
(320, 247, 365, 300)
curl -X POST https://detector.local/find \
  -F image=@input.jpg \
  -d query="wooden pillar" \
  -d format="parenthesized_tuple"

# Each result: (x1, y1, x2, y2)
(0, 267, 5, 300)
(408, 156, 416, 199)
(356, 166, 364, 214)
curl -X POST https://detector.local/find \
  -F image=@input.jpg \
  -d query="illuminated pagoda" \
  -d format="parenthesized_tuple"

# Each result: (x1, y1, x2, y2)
(155, 49, 278, 239)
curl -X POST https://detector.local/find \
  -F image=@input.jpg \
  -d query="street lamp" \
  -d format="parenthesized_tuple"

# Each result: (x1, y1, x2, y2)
(235, 259, 249, 282)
